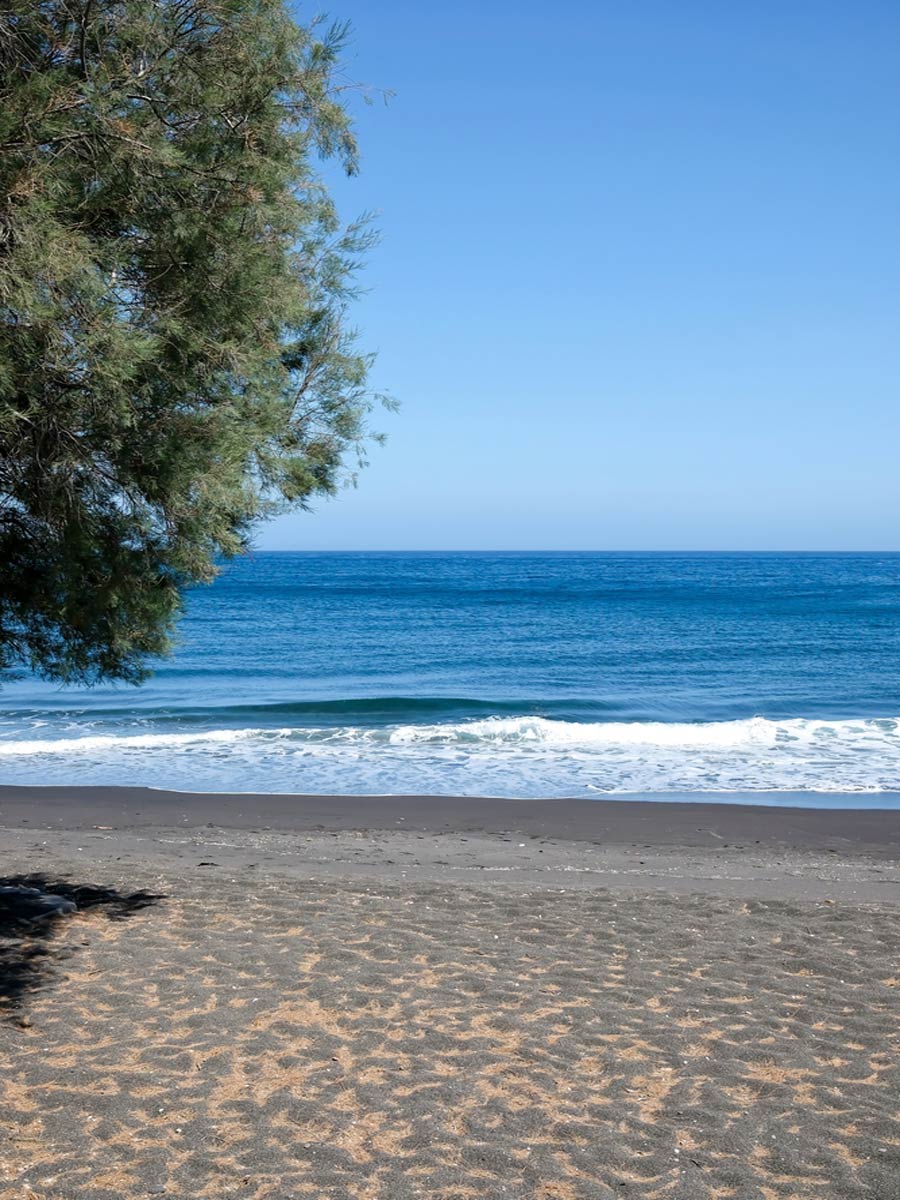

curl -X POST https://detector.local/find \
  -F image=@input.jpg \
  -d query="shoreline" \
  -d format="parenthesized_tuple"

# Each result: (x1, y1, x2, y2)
(3, 785, 899, 903)
(3, 784, 900, 850)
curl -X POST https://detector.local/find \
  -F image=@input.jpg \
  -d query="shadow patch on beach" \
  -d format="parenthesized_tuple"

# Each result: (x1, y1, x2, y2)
(0, 875, 163, 1011)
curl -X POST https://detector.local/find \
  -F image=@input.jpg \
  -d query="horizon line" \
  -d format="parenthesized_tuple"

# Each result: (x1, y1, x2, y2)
(248, 548, 900, 555)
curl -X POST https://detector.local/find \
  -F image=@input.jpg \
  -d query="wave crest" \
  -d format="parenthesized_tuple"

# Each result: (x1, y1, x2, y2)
(2, 714, 900, 797)
(2, 714, 898, 756)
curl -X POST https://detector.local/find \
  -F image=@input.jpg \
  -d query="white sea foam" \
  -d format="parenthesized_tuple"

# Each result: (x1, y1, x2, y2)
(0, 728, 261, 755)
(382, 715, 781, 747)
(0, 713, 862, 754)
(3, 714, 900, 798)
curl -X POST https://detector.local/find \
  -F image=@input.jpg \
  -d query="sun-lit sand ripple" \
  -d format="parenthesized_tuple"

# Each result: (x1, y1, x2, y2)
(2, 879, 898, 1200)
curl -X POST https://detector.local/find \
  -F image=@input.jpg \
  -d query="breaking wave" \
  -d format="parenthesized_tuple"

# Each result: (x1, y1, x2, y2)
(3, 714, 900, 799)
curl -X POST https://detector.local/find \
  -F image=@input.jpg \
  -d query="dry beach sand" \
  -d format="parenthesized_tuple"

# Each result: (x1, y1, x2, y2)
(1, 787, 899, 1200)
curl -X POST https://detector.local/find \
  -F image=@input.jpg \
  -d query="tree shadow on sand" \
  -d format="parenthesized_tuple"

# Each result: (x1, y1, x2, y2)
(0, 875, 164, 1013)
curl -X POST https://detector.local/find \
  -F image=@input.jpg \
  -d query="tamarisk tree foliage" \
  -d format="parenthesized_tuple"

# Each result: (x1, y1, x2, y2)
(0, 0, 389, 682)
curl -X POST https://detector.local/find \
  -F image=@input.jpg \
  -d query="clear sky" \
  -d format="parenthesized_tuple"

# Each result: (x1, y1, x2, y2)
(259, 0, 900, 551)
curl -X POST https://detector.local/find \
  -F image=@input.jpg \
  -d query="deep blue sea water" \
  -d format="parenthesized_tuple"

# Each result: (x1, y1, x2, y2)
(3, 551, 900, 802)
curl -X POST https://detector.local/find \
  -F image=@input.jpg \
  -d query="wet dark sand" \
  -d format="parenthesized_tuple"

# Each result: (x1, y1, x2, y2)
(1, 788, 899, 1199)
(4, 785, 900, 852)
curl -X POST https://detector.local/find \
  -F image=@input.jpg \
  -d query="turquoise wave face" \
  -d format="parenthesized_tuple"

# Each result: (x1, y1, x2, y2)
(3, 552, 900, 798)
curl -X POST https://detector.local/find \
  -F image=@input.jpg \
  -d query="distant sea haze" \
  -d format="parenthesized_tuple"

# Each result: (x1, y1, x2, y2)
(4, 552, 900, 803)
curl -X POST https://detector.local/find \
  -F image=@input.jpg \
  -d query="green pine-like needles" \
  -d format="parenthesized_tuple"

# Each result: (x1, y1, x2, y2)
(0, 0, 391, 683)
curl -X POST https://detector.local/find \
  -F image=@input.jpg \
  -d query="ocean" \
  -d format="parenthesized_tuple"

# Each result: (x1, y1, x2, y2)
(3, 551, 900, 804)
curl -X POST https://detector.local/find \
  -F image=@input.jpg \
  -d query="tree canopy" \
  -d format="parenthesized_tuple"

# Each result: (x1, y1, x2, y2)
(0, 0, 387, 683)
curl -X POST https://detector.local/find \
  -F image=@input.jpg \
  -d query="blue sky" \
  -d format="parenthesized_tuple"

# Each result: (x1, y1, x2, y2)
(260, 0, 900, 551)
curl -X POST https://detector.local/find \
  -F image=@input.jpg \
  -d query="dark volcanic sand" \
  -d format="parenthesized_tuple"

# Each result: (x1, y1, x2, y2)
(1, 789, 899, 1200)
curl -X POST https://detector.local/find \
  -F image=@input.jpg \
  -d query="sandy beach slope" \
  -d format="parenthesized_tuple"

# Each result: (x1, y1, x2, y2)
(1, 788, 899, 1200)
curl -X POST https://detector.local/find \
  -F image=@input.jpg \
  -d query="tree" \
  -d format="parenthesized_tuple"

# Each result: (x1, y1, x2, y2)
(0, 0, 389, 683)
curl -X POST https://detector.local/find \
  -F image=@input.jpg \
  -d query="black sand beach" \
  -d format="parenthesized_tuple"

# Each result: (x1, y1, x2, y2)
(2, 789, 899, 1199)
